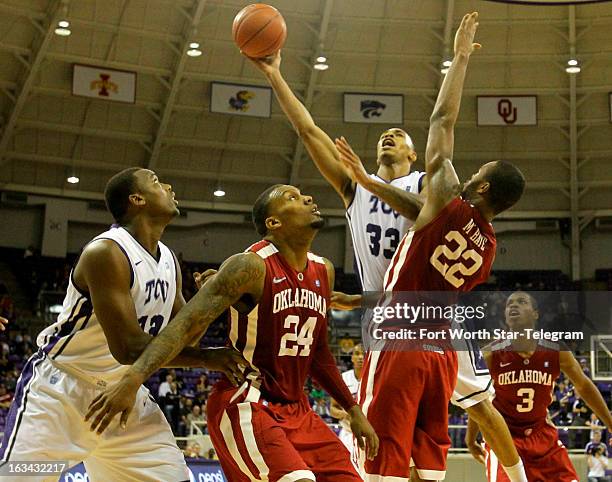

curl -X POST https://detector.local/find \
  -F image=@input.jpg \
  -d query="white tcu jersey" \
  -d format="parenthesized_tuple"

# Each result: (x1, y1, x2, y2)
(346, 172, 424, 291)
(36, 226, 177, 385)
(340, 369, 360, 432)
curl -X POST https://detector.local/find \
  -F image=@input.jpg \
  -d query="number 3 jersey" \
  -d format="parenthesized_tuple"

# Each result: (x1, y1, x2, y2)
(488, 340, 560, 436)
(227, 240, 354, 409)
(36, 226, 176, 384)
(384, 197, 496, 292)
(346, 172, 424, 292)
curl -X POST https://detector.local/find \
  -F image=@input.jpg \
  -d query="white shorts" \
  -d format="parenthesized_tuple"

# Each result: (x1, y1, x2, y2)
(451, 339, 494, 410)
(0, 352, 189, 481)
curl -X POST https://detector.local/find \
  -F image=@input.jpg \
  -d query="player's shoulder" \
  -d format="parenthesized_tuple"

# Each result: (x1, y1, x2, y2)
(484, 339, 511, 353)
(220, 251, 265, 273)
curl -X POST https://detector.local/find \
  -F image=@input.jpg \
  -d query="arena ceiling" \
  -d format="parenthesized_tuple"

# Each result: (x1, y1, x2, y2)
(0, 0, 611, 219)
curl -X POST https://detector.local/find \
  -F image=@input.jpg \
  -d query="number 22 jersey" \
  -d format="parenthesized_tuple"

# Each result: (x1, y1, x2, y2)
(384, 197, 496, 292)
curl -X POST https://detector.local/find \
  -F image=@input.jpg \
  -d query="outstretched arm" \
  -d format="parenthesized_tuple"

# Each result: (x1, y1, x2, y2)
(561, 351, 612, 431)
(85, 252, 264, 433)
(420, 12, 481, 221)
(335, 136, 424, 221)
(248, 52, 355, 206)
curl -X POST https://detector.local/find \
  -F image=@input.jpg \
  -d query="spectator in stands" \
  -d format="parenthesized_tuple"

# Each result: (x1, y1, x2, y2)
(179, 397, 194, 436)
(0, 383, 12, 410)
(186, 405, 206, 434)
(587, 445, 608, 482)
(588, 413, 605, 441)
(338, 332, 354, 356)
(195, 373, 209, 396)
(571, 389, 591, 448)
(158, 373, 174, 399)
(580, 358, 592, 378)
(0, 284, 14, 322)
(312, 397, 331, 422)
(183, 442, 201, 459)
(586, 431, 609, 458)
(161, 382, 181, 434)
(206, 448, 218, 461)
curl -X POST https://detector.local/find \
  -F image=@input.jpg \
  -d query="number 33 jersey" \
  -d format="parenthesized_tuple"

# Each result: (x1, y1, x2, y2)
(229, 240, 332, 404)
(36, 226, 176, 384)
(346, 172, 424, 292)
(384, 197, 496, 292)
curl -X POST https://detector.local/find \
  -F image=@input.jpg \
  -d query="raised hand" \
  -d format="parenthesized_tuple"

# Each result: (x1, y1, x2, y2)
(335, 137, 372, 189)
(454, 12, 481, 57)
(244, 49, 282, 76)
(0, 316, 8, 331)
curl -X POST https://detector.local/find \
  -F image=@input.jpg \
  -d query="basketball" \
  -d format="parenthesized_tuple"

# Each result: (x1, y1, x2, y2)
(232, 3, 287, 58)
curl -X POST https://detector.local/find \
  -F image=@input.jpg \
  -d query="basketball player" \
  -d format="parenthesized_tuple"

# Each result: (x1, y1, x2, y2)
(330, 343, 365, 455)
(0, 168, 246, 481)
(467, 291, 612, 482)
(85, 184, 379, 481)
(250, 12, 527, 482)
(337, 12, 527, 481)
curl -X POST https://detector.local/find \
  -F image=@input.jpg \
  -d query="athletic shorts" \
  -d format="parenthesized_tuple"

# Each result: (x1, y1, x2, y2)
(451, 338, 494, 410)
(0, 352, 189, 482)
(485, 423, 579, 482)
(207, 382, 362, 482)
(358, 348, 458, 481)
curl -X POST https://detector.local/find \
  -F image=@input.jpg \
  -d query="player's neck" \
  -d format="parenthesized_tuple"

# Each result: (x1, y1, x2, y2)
(511, 336, 537, 356)
(354, 366, 363, 380)
(266, 235, 311, 272)
(375, 162, 411, 182)
(123, 218, 167, 257)
(471, 198, 496, 222)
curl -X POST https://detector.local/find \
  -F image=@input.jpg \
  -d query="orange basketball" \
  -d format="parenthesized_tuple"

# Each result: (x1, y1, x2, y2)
(232, 4, 287, 58)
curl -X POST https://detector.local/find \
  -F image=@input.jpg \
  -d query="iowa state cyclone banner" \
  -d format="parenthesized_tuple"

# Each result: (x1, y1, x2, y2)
(477, 96, 537, 126)
(343, 93, 404, 124)
(72, 64, 136, 103)
(210, 81, 272, 118)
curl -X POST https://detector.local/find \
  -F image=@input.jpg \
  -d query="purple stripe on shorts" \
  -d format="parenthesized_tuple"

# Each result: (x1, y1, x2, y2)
(0, 351, 45, 462)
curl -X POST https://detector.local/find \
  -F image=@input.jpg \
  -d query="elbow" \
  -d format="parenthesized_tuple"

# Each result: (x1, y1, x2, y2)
(111, 340, 146, 365)
(296, 123, 317, 139)
(429, 111, 453, 128)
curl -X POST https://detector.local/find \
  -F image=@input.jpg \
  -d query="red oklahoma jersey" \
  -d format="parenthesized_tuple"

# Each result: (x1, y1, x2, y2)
(488, 339, 560, 436)
(383, 197, 496, 292)
(227, 240, 352, 407)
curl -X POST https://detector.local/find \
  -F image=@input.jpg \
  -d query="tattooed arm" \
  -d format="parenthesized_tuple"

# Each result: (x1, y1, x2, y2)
(85, 252, 265, 433)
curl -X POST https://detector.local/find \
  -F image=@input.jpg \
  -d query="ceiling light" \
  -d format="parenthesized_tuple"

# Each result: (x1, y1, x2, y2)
(565, 59, 581, 74)
(213, 188, 225, 197)
(66, 175, 79, 184)
(187, 42, 202, 57)
(314, 62, 329, 71)
(54, 19, 71, 36)
(316, 55, 327, 63)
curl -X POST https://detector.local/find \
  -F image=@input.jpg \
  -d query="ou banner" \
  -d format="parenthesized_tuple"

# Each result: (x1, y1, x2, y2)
(477, 96, 537, 126)
(344, 93, 404, 124)
(60, 461, 227, 481)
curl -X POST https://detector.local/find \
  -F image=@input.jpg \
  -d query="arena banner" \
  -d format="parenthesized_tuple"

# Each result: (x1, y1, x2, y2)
(60, 461, 227, 481)
(343, 93, 404, 124)
(210, 81, 272, 118)
(477, 95, 537, 126)
(72, 64, 136, 103)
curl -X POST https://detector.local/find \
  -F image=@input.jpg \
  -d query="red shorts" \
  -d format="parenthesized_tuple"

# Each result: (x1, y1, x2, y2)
(359, 349, 458, 480)
(207, 383, 361, 482)
(484, 423, 578, 482)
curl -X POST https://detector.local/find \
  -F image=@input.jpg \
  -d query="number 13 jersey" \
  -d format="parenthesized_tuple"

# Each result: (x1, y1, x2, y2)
(346, 172, 424, 292)
(229, 240, 332, 404)
(384, 197, 496, 292)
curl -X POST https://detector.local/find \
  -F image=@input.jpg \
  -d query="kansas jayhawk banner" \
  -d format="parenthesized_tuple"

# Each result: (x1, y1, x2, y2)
(72, 64, 136, 103)
(210, 81, 272, 118)
(343, 93, 403, 124)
